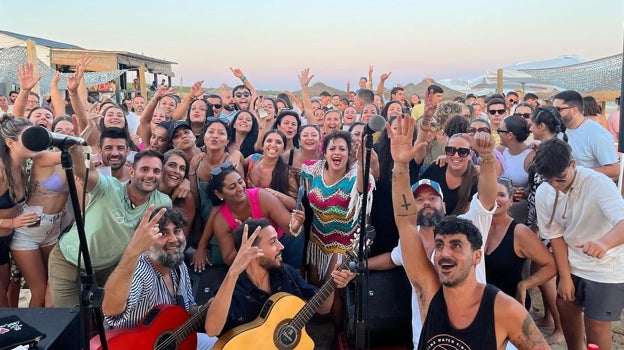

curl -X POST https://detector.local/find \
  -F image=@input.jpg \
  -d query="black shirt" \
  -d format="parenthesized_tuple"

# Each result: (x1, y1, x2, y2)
(420, 163, 478, 215)
(418, 284, 499, 350)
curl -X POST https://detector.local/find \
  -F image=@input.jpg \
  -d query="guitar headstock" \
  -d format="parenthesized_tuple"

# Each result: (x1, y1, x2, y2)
(341, 225, 375, 271)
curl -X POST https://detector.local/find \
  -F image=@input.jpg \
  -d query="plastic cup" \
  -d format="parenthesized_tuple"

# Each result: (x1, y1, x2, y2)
(23, 205, 43, 227)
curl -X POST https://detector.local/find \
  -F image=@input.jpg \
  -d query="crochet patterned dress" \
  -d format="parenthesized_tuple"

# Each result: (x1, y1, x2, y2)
(301, 160, 373, 279)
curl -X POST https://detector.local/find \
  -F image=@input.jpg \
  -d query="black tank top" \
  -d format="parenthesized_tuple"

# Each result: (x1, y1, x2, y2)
(418, 284, 499, 350)
(485, 220, 531, 309)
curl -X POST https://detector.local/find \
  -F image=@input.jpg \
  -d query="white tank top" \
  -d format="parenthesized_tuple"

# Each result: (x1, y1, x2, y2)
(501, 147, 532, 188)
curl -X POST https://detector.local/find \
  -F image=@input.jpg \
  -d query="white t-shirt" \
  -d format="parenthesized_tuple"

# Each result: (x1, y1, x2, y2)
(390, 193, 496, 347)
(536, 166, 624, 283)
(566, 119, 618, 169)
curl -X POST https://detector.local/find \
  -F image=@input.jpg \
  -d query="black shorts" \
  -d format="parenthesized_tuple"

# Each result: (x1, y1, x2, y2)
(0, 233, 13, 265)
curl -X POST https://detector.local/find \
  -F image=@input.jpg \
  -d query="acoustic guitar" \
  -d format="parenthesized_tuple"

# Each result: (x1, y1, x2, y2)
(214, 236, 366, 350)
(90, 302, 209, 350)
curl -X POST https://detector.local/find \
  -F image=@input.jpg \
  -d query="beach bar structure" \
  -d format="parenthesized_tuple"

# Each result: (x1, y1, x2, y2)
(0, 30, 176, 100)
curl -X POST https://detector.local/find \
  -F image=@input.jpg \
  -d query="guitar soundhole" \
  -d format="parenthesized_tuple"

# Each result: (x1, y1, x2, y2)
(155, 332, 176, 350)
(275, 323, 299, 348)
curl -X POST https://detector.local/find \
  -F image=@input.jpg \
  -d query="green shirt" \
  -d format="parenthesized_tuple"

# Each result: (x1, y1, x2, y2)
(59, 175, 172, 270)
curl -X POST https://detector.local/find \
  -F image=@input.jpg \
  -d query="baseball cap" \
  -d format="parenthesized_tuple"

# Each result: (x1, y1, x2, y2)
(411, 179, 443, 199)
(159, 120, 191, 140)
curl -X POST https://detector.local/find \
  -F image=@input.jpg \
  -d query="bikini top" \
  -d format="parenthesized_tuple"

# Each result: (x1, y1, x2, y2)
(32, 171, 68, 194)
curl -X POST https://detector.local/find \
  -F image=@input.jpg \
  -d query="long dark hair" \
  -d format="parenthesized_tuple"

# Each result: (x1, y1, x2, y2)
(261, 129, 292, 195)
(0, 116, 31, 203)
(273, 110, 301, 148)
(229, 110, 259, 158)
(448, 133, 478, 215)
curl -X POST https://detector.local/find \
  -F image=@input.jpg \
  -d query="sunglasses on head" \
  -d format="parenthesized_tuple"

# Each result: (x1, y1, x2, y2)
(234, 92, 250, 98)
(498, 176, 513, 186)
(488, 109, 506, 115)
(445, 146, 471, 158)
(466, 127, 491, 135)
(207, 116, 230, 124)
(210, 161, 234, 177)
(513, 113, 531, 118)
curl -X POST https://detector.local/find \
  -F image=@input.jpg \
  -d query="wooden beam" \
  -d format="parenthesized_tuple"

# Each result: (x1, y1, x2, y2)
(26, 40, 40, 95)
(138, 66, 147, 99)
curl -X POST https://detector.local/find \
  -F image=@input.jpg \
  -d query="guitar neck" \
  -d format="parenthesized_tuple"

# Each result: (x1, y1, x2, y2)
(290, 256, 353, 330)
(155, 303, 208, 350)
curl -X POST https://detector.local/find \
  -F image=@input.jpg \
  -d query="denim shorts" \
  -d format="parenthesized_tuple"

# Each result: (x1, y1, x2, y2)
(10, 208, 65, 250)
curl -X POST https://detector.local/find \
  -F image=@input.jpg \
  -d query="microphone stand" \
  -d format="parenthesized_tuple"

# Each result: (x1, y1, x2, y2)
(60, 148, 108, 350)
(354, 132, 374, 350)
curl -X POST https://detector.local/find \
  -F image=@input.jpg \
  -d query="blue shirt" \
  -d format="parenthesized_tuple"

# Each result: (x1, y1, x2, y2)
(222, 264, 317, 335)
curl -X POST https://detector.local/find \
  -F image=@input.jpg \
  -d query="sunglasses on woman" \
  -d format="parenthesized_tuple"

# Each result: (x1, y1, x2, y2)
(210, 160, 234, 177)
(445, 146, 471, 158)
(207, 116, 230, 124)
(466, 127, 491, 135)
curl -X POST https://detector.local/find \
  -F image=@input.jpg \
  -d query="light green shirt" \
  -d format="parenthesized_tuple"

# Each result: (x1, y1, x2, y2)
(59, 175, 172, 270)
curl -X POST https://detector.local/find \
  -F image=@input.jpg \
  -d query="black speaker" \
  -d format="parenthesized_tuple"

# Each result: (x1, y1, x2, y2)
(188, 266, 229, 305)
(0, 307, 80, 349)
(344, 268, 412, 347)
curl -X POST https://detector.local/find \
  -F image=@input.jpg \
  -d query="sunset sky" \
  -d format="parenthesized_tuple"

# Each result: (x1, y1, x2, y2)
(1, 0, 622, 90)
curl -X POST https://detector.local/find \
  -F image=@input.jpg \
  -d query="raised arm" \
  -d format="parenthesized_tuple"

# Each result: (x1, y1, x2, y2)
(367, 65, 374, 90)
(102, 206, 166, 316)
(68, 143, 99, 192)
(230, 67, 255, 94)
(376, 71, 391, 96)
(470, 131, 497, 210)
(142, 85, 177, 126)
(283, 90, 304, 112)
(13, 63, 41, 117)
(298, 68, 315, 124)
(67, 56, 92, 132)
(205, 224, 263, 336)
(387, 116, 439, 310)
(412, 89, 438, 164)
(172, 80, 205, 120)
(49, 72, 65, 117)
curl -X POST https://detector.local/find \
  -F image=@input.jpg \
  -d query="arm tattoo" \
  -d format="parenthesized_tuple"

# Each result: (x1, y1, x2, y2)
(510, 314, 550, 349)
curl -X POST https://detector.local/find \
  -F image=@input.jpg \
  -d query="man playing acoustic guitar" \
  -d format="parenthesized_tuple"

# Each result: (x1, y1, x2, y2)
(205, 218, 355, 347)
(100, 206, 217, 350)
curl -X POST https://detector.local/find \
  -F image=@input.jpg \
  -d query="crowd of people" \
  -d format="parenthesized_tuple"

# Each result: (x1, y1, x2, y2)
(0, 56, 623, 350)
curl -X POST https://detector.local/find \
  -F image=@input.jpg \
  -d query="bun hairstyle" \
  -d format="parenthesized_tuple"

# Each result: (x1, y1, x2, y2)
(531, 106, 567, 142)
(503, 114, 530, 142)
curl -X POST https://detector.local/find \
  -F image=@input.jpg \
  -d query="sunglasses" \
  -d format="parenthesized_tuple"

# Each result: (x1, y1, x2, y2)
(497, 128, 513, 134)
(210, 161, 234, 177)
(234, 92, 250, 98)
(445, 146, 471, 158)
(466, 127, 491, 135)
(498, 176, 513, 186)
(513, 113, 531, 118)
(508, 99, 518, 104)
(211, 104, 223, 109)
(207, 116, 230, 124)
(488, 109, 506, 115)
(555, 106, 571, 112)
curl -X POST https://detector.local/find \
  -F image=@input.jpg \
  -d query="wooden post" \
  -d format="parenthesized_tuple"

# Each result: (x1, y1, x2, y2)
(496, 69, 503, 94)
(26, 40, 40, 96)
(138, 66, 147, 99)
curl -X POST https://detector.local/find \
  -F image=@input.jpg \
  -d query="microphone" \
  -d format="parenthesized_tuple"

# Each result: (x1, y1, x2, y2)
(21, 126, 88, 152)
(364, 114, 386, 134)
